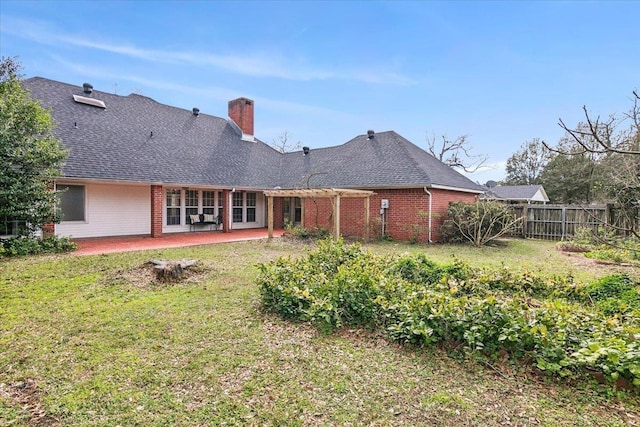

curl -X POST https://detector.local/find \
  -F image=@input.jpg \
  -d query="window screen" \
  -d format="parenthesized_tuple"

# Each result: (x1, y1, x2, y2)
(58, 184, 85, 221)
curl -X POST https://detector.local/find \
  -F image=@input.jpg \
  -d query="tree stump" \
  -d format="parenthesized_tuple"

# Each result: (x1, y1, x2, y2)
(149, 259, 196, 281)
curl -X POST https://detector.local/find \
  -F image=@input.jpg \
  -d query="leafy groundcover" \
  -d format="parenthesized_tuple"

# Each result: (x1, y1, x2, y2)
(257, 238, 640, 390)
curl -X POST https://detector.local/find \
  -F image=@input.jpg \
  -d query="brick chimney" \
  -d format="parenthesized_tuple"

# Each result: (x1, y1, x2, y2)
(228, 97, 254, 137)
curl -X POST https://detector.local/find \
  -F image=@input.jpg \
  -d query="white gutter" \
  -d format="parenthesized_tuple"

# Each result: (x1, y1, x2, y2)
(423, 187, 433, 243)
(430, 183, 485, 194)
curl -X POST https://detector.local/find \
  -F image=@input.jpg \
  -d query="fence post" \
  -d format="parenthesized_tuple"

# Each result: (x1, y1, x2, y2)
(521, 205, 528, 238)
(606, 203, 613, 230)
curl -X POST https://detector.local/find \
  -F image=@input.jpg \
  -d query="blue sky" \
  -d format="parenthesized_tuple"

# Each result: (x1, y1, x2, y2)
(1, 1, 639, 184)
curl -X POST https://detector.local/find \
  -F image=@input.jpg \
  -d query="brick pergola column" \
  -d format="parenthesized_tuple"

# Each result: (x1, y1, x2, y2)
(222, 189, 230, 233)
(42, 223, 55, 238)
(151, 185, 163, 237)
(42, 182, 56, 238)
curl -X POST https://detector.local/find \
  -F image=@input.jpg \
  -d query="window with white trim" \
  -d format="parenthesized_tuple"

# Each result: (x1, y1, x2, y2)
(58, 184, 85, 221)
(232, 192, 243, 223)
(246, 192, 256, 222)
(203, 191, 215, 216)
(186, 190, 199, 224)
(231, 192, 258, 223)
(166, 189, 181, 225)
(217, 191, 224, 219)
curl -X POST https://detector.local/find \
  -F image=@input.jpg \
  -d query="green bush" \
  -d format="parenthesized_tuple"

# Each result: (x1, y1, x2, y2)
(585, 274, 640, 316)
(284, 222, 330, 239)
(257, 238, 384, 331)
(387, 253, 471, 286)
(586, 274, 636, 300)
(1, 235, 76, 257)
(257, 239, 640, 388)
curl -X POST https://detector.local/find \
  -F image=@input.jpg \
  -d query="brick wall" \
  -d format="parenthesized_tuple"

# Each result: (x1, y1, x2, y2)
(150, 185, 163, 237)
(303, 198, 334, 230)
(272, 197, 284, 228)
(301, 188, 478, 242)
(427, 188, 478, 241)
(228, 98, 254, 136)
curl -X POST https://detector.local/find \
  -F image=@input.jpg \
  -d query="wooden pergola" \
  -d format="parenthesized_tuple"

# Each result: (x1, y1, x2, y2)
(263, 188, 375, 240)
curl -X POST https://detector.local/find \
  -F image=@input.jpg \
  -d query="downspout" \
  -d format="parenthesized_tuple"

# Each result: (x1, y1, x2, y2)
(423, 187, 433, 243)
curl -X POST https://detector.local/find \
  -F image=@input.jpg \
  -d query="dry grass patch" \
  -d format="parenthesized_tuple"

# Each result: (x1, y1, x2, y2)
(0, 379, 60, 427)
(103, 259, 215, 289)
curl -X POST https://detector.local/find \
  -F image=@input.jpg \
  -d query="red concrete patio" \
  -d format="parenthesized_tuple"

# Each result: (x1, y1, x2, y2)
(73, 229, 285, 256)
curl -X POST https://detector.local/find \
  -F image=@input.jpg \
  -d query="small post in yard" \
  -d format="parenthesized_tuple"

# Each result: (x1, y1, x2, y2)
(606, 203, 614, 230)
(267, 195, 274, 239)
(333, 194, 341, 240)
(364, 196, 370, 242)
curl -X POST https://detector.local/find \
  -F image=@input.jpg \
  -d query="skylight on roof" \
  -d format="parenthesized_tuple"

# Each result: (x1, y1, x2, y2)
(73, 94, 106, 109)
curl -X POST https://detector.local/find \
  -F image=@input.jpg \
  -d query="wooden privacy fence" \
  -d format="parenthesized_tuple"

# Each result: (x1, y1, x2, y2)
(508, 204, 638, 240)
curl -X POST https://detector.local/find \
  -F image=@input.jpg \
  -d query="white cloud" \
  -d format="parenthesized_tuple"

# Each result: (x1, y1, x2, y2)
(2, 16, 412, 85)
(48, 55, 352, 119)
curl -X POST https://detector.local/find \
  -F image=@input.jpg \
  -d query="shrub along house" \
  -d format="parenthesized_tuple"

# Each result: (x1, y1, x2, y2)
(24, 77, 484, 243)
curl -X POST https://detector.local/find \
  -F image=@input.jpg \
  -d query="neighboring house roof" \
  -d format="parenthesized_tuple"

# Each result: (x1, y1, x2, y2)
(481, 185, 549, 203)
(23, 77, 485, 194)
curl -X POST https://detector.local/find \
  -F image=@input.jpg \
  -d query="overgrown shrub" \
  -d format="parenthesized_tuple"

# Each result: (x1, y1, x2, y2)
(440, 201, 521, 247)
(284, 222, 330, 239)
(257, 238, 384, 331)
(1, 235, 77, 257)
(257, 239, 640, 388)
(585, 274, 640, 316)
(585, 245, 636, 264)
(559, 227, 640, 264)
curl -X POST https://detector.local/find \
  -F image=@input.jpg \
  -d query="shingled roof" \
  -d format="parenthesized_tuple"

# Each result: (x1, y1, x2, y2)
(482, 185, 549, 203)
(23, 77, 485, 194)
(278, 131, 485, 191)
(23, 77, 283, 188)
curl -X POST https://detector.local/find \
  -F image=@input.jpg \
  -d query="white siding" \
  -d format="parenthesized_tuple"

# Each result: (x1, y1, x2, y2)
(56, 183, 150, 238)
(531, 189, 549, 203)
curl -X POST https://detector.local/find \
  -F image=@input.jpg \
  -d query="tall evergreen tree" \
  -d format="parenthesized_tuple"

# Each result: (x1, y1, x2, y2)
(503, 138, 549, 185)
(0, 57, 67, 236)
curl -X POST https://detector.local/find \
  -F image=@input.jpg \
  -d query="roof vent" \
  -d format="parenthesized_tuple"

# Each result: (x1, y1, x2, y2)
(367, 130, 375, 139)
(82, 83, 93, 94)
(303, 146, 310, 156)
(192, 107, 200, 116)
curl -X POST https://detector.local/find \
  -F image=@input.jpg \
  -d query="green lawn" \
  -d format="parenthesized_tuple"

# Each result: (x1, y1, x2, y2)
(1, 238, 638, 426)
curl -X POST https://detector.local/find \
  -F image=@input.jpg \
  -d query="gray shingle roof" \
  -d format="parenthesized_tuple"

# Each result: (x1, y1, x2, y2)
(23, 77, 282, 188)
(278, 131, 485, 191)
(23, 77, 485, 193)
(482, 185, 549, 202)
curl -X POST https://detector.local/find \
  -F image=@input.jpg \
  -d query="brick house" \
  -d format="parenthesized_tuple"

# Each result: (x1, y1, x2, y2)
(23, 77, 484, 243)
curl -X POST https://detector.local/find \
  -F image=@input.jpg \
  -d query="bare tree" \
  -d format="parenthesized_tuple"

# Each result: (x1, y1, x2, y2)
(545, 91, 639, 155)
(427, 133, 489, 173)
(271, 131, 302, 153)
(544, 91, 640, 240)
